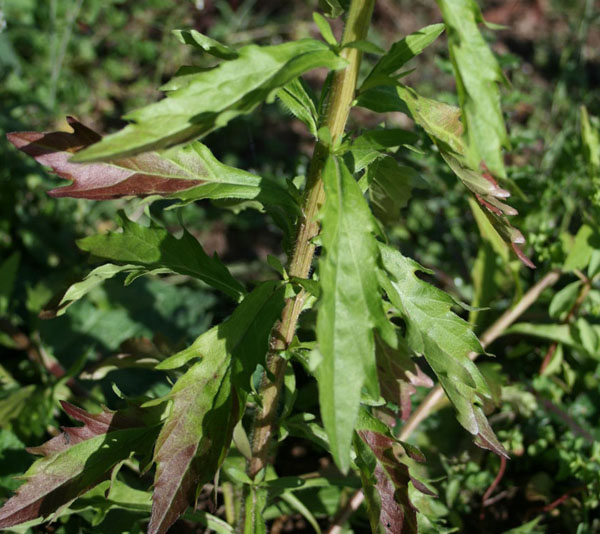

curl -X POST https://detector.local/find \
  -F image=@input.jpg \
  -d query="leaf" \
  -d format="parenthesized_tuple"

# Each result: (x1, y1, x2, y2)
(0, 251, 20, 316)
(355, 430, 432, 534)
(7, 118, 298, 215)
(361, 23, 445, 91)
(379, 244, 508, 457)
(549, 281, 581, 320)
(157, 280, 286, 380)
(0, 385, 35, 427)
(173, 29, 238, 59)
(580, 106, 600, 181)
(316, 156, 394, 472)
(367, 156, 415, 224)
(318, 0, 347, 18)
(0, 402, 159, 529)
(71, 39, 347, 162)
(277, 78, 319, 138)
(375, 334, 433, 421)
(563, 224, 600, 272)
(435, 0, 509, 178)
(148, 348, 237, 534)
(313, 12, 338, 47)
(348, 129, 418, 173)
(505, 323, 587, 354)
(77, 213, 245, 301)
(394, 85, 533, 268)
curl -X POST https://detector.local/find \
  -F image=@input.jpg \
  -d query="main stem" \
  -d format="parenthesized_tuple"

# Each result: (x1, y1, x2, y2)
(247, 0, 375, 479)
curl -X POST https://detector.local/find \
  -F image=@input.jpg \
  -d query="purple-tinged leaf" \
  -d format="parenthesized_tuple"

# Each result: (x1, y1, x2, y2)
(0, 402, 159, 530)
(355, 430, 433, 534)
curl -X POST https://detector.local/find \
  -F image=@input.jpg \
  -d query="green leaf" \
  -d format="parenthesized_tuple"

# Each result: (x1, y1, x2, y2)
(157, 281, 286, 382)
(549, 281, 581, 320)
(148, 348, 237, 534)
(348, 128, 418, 173)
(0, 403, 159, 530)
(313, 12, 338, 47)
(316, 156, 394, 472)
(506, 323, 587, 355)
(379, 244, 507, 457)
(77, 214, 245, 301)
(581, 106, 600, 181)
(367, 157, 415, 224)
(0, 252, 20, 316)
(361, 23, 445, 91)
(72, 39, 347, 162)
(173, 29, 238, 59)
(277, 78, 319, 138)
(563, 224, 600, 272)
(0, 385, 35, 427)
(435, 0, 509, 178)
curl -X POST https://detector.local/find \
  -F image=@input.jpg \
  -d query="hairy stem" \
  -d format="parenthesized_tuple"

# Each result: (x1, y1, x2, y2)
(247, 0, 376, 480)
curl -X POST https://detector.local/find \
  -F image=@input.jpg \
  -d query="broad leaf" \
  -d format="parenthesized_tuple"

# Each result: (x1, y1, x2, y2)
(78, 213, 245, 301)
(148, 349, 236, 534)
(7, 117, 297, 215)
(71, 39, 347, 161)
(395, 85, 533, 267)
(0, 402, 159, 529)
(316, 156, 394, 472)
(148, 281, 285, 533)
(361, 23, 445, 91)
(436, 0, 509, 178)
(379, 244, 508, 457)
(355, 430, 433, 534)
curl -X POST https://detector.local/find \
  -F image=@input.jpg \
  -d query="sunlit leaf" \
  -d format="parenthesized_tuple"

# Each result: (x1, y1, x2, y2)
(436, 0, 509, 178)
(173, 29, 238, 59)
(71, 39, 347, 161)
(316, 156, 395, 472)
(277, 78, 319, 138)
(379, 244, 508, 457)
(78, 213, 245, 301)
(0, 403, 159, 530)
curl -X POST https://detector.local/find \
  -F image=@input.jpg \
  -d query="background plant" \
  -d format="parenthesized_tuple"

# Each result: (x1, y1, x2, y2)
(1, 1, 599, 533)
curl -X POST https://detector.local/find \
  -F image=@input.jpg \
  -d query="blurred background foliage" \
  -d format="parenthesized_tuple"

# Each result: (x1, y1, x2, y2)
(1, 0, 599, 533)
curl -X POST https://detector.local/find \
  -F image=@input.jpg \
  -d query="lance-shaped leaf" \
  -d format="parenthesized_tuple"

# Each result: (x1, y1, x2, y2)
(70, 39, 347, 162)
(316, 156, 395, 472)
(355, 430, 433, 534)
(436, 0, 508, 178)
(148, 350, 236, 534)
(7, 118, 297, 215)
(395, 85, 533, 268)
(276, 78, 319, 138)
(173, 29, 238, 60)
(147, 281, 285, 533)
(361, 23, 445, 91)
(375, 334, 433, 422)
(379, 244, 508, 457)
(77, 213, 245, 301)
(0, 402, 159, 529)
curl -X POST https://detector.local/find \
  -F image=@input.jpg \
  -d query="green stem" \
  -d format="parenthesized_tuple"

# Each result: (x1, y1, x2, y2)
(247, 0, 375, 480)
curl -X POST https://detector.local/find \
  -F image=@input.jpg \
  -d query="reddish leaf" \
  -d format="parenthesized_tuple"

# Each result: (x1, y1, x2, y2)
(357, 430, 435, 534)
(0, 402, 158, 530)
(7, 117, 204, 200)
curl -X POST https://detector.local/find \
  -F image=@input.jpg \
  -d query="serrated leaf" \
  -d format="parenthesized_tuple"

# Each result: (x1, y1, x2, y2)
(395, 85, 533, 268)
(355, 430, 432, 534)
(379, 244, 508, 457)
(7, 118, 298, 216)
(316, 156, 394, 472)
(148, 350, 236, 534)
(349, 129, 418, 172)
(173, 29, 238, 59)
(367, 156, 415, 224)
(436, 0, 508, 178)
(375, 334, 433, 421)
(361, 23, 445, 91)
(77, 214, 245, 301)
(0, 402, 159, 530)
(72, 39, 347, 162)
(277, 78, 319, 138)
